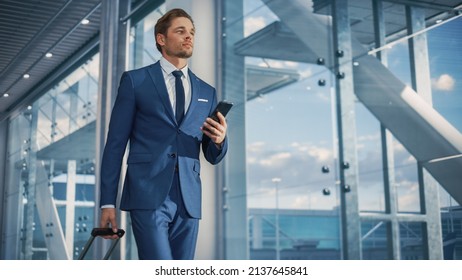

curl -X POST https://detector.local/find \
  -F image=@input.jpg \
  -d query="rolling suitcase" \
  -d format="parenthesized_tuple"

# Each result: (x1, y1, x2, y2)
(78, 228, 125, 260)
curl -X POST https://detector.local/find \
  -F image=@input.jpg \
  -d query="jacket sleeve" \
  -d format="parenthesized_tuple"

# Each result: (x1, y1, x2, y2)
(201, 92, 228, 165)
(99, 72, 136, 207)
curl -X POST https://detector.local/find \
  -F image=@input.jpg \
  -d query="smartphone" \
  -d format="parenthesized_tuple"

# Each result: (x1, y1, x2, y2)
(209, 101, 233, 122)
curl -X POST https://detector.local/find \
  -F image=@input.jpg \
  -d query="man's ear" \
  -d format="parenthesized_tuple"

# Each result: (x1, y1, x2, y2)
(156, 33, 165, 47)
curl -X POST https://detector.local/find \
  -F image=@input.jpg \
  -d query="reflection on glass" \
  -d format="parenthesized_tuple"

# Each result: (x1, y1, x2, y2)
(6, 53, 100, 259)
(441, 206, 462, 259)
(427, 18, 462, 133)
(36, 55, 99, 149)
(356, 103, 385, 212)
(399, 222, 425, 260)
(361, 220, 390, 260)
(242, 0, 340, 260)
(393, 138, 420, 213)
(128, 5, 165, 70)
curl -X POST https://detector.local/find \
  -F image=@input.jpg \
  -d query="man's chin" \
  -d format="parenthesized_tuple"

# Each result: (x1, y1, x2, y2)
(178, 51, 193, 59)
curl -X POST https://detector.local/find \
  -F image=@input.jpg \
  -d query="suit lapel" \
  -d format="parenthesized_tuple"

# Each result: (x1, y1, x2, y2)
(184, 69, 200, 123)
(147, 62, 176, 122)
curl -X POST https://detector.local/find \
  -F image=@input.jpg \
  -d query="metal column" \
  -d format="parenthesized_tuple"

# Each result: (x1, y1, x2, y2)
(1, 117, 26, 259)
(23, 106, 39, 259)
(332, 0, 362, 260)
(64, 84, 79, 257)
(406, 5, 443, 260)
(95, 0, 129, 260)
(0, 120, 7, 257)
(373, 0, 400, 260)
(219, 0, 248, 260)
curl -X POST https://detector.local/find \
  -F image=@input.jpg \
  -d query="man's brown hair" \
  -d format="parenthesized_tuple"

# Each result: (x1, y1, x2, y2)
(155, 8, 194, 53)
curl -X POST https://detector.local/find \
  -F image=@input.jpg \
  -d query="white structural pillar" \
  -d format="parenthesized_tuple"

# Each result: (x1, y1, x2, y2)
(65, 160, 76, 257)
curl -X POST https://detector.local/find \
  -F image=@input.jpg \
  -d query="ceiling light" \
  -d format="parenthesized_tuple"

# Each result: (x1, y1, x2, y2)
(27, 105, 32, 110)
(436, 19, 443, 24)
(45, 52, 53, 58)
(3, 93, 9, 97)
(81, 19, 90, 25)
(23, 74, 30, 79)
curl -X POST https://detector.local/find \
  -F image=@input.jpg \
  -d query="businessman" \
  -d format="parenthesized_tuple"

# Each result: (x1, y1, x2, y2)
(99, 8, 228, 260)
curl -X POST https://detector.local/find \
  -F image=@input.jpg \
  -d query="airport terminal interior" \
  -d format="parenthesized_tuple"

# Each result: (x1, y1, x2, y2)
(0, 0, 461, 260)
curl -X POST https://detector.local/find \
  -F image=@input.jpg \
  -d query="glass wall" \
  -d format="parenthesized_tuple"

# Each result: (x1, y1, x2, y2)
(221, 0, 462, 260)
(128, 4, 165, 70)
(4, 53, 99, 259)
(223, 0, 341, 260)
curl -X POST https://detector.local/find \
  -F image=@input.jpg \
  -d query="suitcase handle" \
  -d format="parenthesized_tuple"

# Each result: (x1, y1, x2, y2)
(91, 228, 125, 238)
(78, 228, 125, 260)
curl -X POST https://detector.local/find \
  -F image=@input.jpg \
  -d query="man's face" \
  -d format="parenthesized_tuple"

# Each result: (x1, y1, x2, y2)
(158, 17, 195, 59)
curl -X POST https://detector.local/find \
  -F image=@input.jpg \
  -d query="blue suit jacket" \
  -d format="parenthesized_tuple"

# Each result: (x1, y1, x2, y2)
(100, 61, 227, 219)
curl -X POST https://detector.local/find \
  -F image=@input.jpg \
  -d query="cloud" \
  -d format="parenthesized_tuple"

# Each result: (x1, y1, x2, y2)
(246, 135, 424, 211)
(307, 147, 332, 162)
(248, 141, 266, 152)
(357, 133, 380, 142)
(246, 141, 335, 206)
(292, 195, 309, 208)
(290, 142, 333, 162)
(432, 74, 455, 91)
(259, 152, 291, 167)
(396, 180, 420, 212)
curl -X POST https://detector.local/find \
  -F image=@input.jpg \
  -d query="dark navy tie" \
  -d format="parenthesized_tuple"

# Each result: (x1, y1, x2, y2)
(172, 70, 185, 124)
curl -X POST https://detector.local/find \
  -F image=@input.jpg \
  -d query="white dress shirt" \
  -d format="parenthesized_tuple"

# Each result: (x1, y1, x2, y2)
(159, 56, 191, 116)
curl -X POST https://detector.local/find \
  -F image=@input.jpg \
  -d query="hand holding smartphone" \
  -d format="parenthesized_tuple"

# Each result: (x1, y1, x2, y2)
(209, 101, 233, 122)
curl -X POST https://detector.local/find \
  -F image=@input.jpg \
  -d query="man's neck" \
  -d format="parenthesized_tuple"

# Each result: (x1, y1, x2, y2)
(163, 55, 188, 70)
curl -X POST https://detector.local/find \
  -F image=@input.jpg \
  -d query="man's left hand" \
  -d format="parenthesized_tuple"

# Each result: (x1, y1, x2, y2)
(201, 112, 227, 148)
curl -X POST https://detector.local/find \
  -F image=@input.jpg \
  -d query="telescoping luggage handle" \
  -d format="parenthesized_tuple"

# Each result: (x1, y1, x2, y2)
(78, 228, 125, 260)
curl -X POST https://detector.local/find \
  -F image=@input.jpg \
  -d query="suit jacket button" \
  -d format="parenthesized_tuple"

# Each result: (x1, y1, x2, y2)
(169, 153, 176, 158)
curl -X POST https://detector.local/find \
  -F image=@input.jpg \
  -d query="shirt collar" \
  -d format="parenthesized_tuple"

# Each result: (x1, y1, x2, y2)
(160, 56, 189, 77)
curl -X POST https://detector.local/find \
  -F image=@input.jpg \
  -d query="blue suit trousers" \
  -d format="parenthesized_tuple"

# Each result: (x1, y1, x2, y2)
(130, 171, 199, 260)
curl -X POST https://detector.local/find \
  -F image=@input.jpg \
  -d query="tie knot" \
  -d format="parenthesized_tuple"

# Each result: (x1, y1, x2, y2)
(172, 70, 183, 78)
